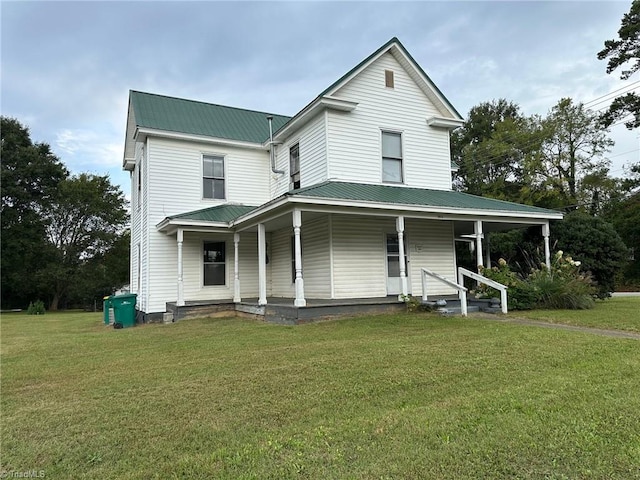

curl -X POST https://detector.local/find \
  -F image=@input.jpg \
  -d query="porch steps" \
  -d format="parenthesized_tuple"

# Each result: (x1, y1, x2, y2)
(425, 298, 503, 315)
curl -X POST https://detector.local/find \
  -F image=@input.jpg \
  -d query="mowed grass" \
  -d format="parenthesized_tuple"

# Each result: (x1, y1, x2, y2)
(2, 308, 640, 479)
(511, 296, 640, 333)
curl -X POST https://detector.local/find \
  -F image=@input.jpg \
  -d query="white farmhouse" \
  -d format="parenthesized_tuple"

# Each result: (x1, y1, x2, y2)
(123, 37, 561, 323)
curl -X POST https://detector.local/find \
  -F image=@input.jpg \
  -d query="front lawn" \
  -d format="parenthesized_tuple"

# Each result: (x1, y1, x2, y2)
(1, 309, 639, 479)
(510, 296, 640, 333)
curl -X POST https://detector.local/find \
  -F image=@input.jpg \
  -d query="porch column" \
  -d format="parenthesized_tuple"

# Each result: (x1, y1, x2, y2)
(258, 223, 267, 305)
(177, 228, 185, 307)
(233, 233, 241, 303)
(474, 220, 484, 271)
(542, 222, 551, 270)
(293, 209, 306, 307)
(396, 216, 408, 300)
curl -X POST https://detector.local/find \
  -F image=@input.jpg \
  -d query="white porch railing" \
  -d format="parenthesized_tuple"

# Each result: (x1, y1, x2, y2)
(421, 267, 469, 316)
(457, 267, 508, 314)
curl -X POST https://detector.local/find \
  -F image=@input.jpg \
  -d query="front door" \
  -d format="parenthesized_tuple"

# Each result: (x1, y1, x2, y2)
(385, 233, 409, 295)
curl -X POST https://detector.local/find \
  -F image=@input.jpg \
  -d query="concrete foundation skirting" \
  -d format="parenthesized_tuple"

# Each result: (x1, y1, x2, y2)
(150, 298, 408, 325)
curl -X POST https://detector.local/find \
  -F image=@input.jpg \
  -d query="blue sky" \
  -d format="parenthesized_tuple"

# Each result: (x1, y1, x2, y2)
(2, 1, 638, 202)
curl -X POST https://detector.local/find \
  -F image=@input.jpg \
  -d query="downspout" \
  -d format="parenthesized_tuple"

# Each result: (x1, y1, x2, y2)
(267, 115, 285, 174)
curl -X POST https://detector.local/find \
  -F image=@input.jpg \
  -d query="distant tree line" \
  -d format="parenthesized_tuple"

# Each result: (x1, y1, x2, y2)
(1, 117, 129, 310)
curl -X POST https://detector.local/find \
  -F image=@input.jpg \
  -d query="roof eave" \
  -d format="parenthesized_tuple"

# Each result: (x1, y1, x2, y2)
(270, 97, 358, 143)
(427, 116, 465, 130)
(137, 127, 266, 150)
(156, 217, 232, 235)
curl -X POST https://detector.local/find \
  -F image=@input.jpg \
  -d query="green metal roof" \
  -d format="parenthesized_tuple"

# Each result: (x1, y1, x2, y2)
(286, 181, 560, 216)
(130, 91, 291, 144)
(167, 204, 258, 223)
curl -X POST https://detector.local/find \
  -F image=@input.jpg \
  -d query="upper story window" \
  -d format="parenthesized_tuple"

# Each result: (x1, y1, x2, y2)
(382, 131, 403, 183)
(385, 70, 394, 88)
(290, 143, 300, 190)
(203, 155, 225, 199)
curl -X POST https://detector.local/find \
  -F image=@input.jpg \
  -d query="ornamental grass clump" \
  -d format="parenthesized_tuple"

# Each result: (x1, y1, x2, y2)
(477, 252, 596, 310)
(527, 251, 596, 310)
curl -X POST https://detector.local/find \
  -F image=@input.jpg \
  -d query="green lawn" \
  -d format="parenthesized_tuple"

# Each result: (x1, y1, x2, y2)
(510, 296, 640, 333)
(2, 307, 640, 479)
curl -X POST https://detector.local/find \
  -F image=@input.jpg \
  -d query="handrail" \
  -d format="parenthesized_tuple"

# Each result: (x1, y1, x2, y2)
(458, 267, 508, 314)
(421, 267, 468, 316)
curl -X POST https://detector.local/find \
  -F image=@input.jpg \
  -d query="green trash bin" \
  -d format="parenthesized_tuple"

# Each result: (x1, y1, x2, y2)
(103, 296, 114, 325)
(111, 293, 137, 328)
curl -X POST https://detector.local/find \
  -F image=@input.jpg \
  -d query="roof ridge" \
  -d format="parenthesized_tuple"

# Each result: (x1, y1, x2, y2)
(130, 90, 291, 120)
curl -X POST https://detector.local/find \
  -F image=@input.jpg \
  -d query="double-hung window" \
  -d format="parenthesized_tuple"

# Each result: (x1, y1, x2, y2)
(203, 241, 226, 286)
(203, 155, 225, 199)
(290, 143, 300, 190)
(382, 131, 403, 183)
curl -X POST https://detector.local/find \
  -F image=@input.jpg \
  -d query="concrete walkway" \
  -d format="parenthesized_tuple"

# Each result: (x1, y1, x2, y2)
(612, 291, 640, 297)
(470, 312, 640, 340)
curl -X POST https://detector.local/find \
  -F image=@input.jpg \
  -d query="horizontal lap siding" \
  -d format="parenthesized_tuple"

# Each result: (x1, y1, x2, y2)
(331, 215, 392, 298)
(271, 113, 326, 199)
(328, 52, 452, 190)
(405, 219, 457, 296)
(148, 137, 269, 223)
(270, 227, 294, 298)
(238, 232, 260, 298)
(301, 217, 330, 298)
(144, 137, 270, 313)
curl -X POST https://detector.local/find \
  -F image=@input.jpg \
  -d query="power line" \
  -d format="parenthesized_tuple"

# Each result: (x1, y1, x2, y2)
(583, 81, 640, 108)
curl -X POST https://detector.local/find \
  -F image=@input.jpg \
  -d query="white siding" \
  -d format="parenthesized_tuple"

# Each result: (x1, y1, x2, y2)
(327, 52, 452, 190)
(147, 137, 270, 223)
(331, 215, 391, 298)
(301, 217, 331, 297)
(142, 137, 271, 312)
(270, 113, 327, 198)
(270, 227, 294, 298)
(330, 215, 456, 299)
(405, 218, 457, 296)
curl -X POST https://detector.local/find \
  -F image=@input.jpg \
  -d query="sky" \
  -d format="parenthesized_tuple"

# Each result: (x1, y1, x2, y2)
(2, 1, 638, 202)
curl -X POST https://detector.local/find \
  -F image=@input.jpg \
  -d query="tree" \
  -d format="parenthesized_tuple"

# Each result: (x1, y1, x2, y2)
(598, 0, 640, 129)
(42, 174, 128, 310)
(452, 99, 536, 200)
(533, 98, 613, 209)
(607, 192, 640, 283)
(1, 117, 68, 309)
(551, 212, 628, 297)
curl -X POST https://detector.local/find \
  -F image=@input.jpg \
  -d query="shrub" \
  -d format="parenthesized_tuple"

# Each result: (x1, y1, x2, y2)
(27, 300, 46, 315)
(552, 212, 628, 298)
(476, 253, 596, 310)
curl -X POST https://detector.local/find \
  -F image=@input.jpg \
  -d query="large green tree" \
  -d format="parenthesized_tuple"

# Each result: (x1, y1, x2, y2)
(42, 174, 128, 310)
(533, 98, 613, 209)
(451, 99, 536, 200)
(598, 0, 640, 129)
(1, 117, 68, 309)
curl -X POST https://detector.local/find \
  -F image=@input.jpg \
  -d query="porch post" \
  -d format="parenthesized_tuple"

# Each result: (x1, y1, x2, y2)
(258, 223, 267, 305)
(474, 220, 484, 271)
(177, 228, 185, 307)
(293, 208, 306, 307)
(233, 232, 241, 303)
(396, 216, 408, 300)
(542, 222, 551, 270)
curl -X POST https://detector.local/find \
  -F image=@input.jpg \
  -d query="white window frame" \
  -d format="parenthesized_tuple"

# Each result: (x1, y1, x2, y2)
(203, 240, 227, 287)
(202, 154, 225, 200)
(381, 130, 403, 184)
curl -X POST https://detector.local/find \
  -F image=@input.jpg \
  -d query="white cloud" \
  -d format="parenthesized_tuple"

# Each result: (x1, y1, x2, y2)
(55, 129, 123, 171)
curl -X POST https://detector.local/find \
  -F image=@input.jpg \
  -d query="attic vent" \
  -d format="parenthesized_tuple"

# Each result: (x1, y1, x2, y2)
(385, 70, 394, 88)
